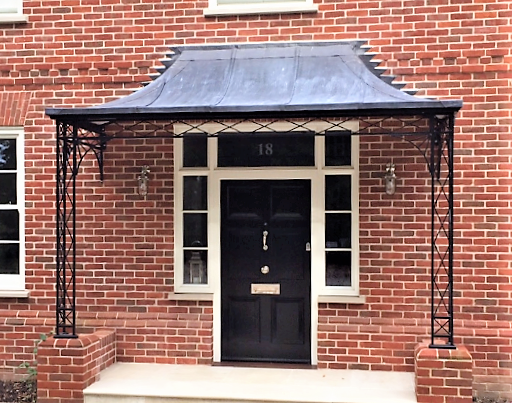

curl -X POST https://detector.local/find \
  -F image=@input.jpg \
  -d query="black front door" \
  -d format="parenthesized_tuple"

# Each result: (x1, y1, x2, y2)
(221, 180, 311, 363)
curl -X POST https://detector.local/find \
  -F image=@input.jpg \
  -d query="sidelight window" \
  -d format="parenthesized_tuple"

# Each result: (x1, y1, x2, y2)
(321, 131, 358, 294)
(182, 176, 208, 284)
(325, 175, 352, 286)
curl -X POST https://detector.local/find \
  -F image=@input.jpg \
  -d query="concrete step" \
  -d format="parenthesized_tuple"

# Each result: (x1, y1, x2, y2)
(84, 363, 417, 403)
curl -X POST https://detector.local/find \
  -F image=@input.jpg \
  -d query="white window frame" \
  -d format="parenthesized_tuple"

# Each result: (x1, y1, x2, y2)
(174, 121, 361, 365)
(0, 127, 26, 293)
(173, 120, 360, 298)
(204, 0, 317, 17)
(0, 0, 27, 23)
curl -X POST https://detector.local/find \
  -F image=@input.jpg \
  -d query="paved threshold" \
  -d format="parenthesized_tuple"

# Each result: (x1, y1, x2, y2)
(84, 363, 417, 403)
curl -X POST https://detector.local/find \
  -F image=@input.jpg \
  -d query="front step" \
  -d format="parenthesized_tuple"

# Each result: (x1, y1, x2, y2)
(84, 363, 417, 403)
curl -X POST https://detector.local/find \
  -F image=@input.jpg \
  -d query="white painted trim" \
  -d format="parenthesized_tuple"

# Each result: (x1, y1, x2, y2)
(204, 2, 318, 16)
(173, 139, 213, 294)
(319, 134, 360, 297)
(174, 121, 360, 366)
(210, 168, 319, 364)
(0, 128, 25, 291)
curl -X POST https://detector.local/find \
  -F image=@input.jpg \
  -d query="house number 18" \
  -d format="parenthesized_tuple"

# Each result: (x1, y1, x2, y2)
(258, 143, 273, 156)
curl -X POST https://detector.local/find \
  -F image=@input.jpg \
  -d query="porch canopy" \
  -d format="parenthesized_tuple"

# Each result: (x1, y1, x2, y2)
(46, 41, 461, 123)
(45, 41, 462, 348)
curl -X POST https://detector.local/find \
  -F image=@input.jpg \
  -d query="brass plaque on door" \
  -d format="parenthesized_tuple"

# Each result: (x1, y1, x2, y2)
(251, 283, 280, 295)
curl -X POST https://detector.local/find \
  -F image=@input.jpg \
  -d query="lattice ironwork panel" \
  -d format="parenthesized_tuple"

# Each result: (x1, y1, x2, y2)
(429, 115, 455, 348)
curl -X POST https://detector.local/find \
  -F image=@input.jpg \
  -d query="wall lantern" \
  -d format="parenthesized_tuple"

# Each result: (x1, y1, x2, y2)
(137, 165, 150, 198)
(384, 162, 397, 195)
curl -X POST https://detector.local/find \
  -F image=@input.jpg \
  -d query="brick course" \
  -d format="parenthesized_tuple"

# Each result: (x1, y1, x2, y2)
(0, 0, 511, 399)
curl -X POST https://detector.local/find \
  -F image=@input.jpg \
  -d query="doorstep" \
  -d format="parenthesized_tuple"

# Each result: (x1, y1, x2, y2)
(84, 362, 417, 403)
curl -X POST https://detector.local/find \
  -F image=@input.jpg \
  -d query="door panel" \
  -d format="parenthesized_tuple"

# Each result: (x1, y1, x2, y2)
(221, 179, 311, 363)
(269, 228, 307, 280)
(228, 297, 261, 341)
(224, 228, 261, 280)
(272, 298, 305, 344)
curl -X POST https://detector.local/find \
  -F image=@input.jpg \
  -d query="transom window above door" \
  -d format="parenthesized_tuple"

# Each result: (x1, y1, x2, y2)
(173, 122, 360, 298)
(217, 133, 315, 167)
(181, 131, 353, 169)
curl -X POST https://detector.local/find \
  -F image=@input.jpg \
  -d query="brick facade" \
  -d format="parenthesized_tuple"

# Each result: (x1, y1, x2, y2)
(0, 0, 511, 400)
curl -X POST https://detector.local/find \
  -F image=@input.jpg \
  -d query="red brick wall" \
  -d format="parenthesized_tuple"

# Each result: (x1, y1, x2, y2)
(0, 314, 53, 380)
(415, 342, 473, 403)
(0, 0, 511, 399)
(78, 304, 213, 365)
(37, 329, 116, 403)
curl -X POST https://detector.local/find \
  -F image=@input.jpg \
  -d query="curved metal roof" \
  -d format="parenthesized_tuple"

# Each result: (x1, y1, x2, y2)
(46, 41, 462, 121)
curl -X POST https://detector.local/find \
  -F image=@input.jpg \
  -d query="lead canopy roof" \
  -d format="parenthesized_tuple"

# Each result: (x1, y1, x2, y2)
(46, 41, 462, 123)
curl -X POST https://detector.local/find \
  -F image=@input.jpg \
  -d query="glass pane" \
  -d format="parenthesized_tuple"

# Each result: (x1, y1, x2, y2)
(183, 136, 207, 168)
(326, 251, 351, 286)
(0, 139, 16, 170)
(0, 173, 17, 204)
(0, 243, 19, 275)
(0, 210, 19, 240)
(325, 132, 351, 166)
(183, 250, 207, 284)
(325, 213, 351, 248)
(183, 213, 207, 247)
(325, 175, 351, 211)
(183, 176, 207, 211)
(218, 133, 315, 167)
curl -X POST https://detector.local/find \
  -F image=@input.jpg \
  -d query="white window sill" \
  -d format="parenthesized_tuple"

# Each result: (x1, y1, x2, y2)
(168, 292, 214, 301)
(0, 14, 28, 23)
(318, 295, 366, 304)
(204, 2, 318, 16)
(0, 290, 30, 298)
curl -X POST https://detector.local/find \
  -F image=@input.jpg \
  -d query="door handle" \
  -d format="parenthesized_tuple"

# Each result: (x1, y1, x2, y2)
(261, 265, 270, 274)
(262, 230, 268, 251)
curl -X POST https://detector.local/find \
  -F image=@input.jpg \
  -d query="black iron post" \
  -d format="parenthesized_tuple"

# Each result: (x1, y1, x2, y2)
(429, 113, 455, 349)
(55, 121, 78, 338)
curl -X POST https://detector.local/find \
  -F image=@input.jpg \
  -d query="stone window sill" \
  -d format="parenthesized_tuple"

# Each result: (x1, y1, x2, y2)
(0, 290, 30, 298)
(168, 292, 214, 301)
(318, 295, 366, 304)
(204, 3, 317, 17)
(0, 14, 28, 23)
